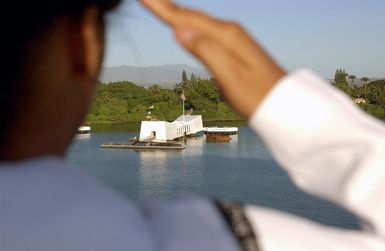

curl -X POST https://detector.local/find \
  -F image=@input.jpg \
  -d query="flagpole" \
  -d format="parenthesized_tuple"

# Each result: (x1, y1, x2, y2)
(181, 90, 186, 135)
(182, 95, 185, 125)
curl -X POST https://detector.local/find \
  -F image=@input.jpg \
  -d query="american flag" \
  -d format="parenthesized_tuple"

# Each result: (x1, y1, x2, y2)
(180, 91, 186, 101)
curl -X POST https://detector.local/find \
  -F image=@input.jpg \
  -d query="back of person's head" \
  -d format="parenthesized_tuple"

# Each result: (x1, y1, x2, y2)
(1, 0, 121, 148)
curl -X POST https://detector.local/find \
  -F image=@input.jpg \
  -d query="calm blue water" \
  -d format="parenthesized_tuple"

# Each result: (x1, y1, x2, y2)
(67, 122, 360, 229)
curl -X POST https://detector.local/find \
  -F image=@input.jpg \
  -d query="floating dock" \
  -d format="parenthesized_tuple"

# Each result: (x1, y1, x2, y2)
(101, 142, 185, 150)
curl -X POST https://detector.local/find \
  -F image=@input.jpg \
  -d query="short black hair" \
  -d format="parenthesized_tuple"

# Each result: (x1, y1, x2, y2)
(0, 0, 122, 144)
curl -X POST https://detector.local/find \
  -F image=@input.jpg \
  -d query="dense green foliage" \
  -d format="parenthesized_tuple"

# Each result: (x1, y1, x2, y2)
(354, 80, 385, 119)
(87, 82, 151, 122)
(334, 68, 351, 95)
(334, 69, 349, 84)
(181, 70, 188, 83)
(333, 69, 385, 119)
(86, 75, 242, 123)
(87, 69, 384, 123)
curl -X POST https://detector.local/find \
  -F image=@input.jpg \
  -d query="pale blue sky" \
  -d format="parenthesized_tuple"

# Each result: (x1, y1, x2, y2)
(104, 0, 385, 78)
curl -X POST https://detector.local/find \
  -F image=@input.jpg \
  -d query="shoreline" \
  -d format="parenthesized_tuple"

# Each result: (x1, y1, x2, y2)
(85, 118, 246, 125)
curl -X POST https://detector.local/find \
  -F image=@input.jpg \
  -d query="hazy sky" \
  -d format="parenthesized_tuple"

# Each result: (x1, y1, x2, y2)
(104, 0, 385, 78)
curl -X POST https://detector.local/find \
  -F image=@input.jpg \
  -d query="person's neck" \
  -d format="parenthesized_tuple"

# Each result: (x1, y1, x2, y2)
(0, 119, 73, 161)
(0, 141, 65, 161)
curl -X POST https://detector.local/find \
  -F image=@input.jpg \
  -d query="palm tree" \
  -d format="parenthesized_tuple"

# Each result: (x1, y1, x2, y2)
(361, 77, 369, 84)
(361, 77, 369, 99)
(348, 75, 357, 86)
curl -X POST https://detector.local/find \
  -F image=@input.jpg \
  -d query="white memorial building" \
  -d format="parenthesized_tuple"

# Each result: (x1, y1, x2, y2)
(139, 115, 203, 142)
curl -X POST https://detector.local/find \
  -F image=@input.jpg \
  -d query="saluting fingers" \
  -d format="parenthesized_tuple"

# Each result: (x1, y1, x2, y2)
(140, 0, 178, 25)
(175, 27, 247, 84)
(140, 0, 262, 66)
(140, 0, 285, 117)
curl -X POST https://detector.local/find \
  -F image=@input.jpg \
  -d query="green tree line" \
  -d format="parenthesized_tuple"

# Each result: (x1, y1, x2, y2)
(333, 69, 385, 119)
(86, 69, 384, 123)
(86, 72, 242, 123)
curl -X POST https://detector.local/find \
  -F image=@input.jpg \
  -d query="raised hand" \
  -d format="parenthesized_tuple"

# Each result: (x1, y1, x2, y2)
(140, 0, 285, 118)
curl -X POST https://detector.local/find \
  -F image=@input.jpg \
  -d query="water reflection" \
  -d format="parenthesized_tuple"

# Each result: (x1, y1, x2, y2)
(67, 124, 361, 229)
(74, 133, 91, 140)
(138, 149, 170, 197)
(182, 135, 204, 156)
(138, 134, 240, 198)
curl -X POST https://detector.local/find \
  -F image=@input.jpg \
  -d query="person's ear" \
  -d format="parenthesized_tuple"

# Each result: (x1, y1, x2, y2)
(70, 6, 105, 83)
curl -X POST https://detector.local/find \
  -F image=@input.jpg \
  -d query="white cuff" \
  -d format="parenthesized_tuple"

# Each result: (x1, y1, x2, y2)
(247, 69, 385, 236)
(248, 68, 354, 142)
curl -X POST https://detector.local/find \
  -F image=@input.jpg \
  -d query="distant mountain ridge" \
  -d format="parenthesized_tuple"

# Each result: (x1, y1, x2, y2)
(99, 64, 210, 88)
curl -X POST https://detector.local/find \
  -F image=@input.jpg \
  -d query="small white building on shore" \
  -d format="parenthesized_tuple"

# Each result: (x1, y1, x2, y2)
(354, 98, 366, 104)
(139, 115, 203, 142)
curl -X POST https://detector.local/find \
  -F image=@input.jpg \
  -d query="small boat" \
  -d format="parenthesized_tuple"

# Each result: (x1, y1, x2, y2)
(206, 133, 231, 142)
(203, 127, 238, 135)
(129, 136, 139, 143)
(203, 127, 238, 142)
(77, 126, 91, 134)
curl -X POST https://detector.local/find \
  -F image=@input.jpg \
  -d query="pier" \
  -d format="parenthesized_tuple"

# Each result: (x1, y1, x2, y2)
(101, 142, 186, 150)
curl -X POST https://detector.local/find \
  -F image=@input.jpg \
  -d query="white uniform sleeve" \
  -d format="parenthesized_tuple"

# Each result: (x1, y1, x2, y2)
(246, 69, 385, 242)
(244, 206, 384, 251)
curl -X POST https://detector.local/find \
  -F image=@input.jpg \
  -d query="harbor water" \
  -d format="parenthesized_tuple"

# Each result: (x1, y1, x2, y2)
(67, 122, 360, 229)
